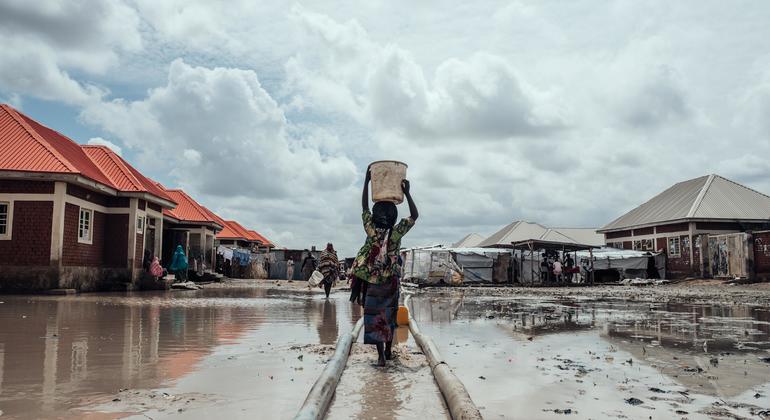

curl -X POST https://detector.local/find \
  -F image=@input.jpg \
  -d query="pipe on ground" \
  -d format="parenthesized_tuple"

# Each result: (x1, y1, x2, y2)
(294, 317, 364, 420)
(405, 295, 483, 420)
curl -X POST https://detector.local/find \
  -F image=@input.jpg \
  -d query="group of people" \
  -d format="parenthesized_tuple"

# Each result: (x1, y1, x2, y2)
(141, 245, 190, 282)
(539, 252, 576, 283)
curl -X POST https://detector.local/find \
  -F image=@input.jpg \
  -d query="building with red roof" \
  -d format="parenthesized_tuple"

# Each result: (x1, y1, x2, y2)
(153, 184, 224, 271)
(0, 104, 177, 291)
(216, 220, 273, 252)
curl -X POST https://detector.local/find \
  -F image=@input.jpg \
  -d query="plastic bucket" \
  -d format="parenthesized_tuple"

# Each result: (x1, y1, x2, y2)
(397, 305, 410, 326)
(369, 160, 408, 204)
(308, 270, 324, 287)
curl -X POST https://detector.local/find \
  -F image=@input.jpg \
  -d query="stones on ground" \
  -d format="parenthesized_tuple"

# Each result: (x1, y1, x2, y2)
(625, 397, 644, 406)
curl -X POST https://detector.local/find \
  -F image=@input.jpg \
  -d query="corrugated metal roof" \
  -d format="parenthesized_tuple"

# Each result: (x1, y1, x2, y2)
(217, 220, 251, 241)
(82, 146, 174, 202)
(479, 221, 602, 247)
(550, 228, 604, 246)
(201, 206, 227, 227)
(478, 221, 549, 247)
(600, 174, 770, 231)
(452, 233, 485, 248)
(247, 229, 274, 247)
(1, 104, 112, 186)
(161, 189, 221, 225)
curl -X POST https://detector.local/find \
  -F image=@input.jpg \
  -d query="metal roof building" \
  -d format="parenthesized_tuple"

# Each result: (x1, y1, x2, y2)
(599, 174, 770, 233)
(597, 174, 770, 278)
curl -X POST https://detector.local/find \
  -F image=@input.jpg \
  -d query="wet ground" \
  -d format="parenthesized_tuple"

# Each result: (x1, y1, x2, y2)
(409, 288, 770, 419)
(0, 281, 446, 419)
(1, 280, 769, 419)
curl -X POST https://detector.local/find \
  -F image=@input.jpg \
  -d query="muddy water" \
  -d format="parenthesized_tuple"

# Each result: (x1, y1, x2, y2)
(0, 283, 370, 419)
(410, 292, 770, 419)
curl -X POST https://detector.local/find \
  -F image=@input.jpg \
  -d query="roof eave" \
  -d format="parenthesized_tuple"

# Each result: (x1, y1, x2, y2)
(0, 170, 119, 196)
(119, 191, 176, 209)
(597, 217, 770, 233)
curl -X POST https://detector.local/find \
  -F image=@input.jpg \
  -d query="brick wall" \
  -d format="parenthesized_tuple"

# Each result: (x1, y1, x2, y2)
(103, 213, 128, 267)
(62, 203, 105, 266)
(754, 232, 770, 274)
(135, 232, 144, 268)
(0, 180, 54, 194)
(657, 223, 689, 233)
(0, 201, 53, 266)
(606, 230, 632, 240)
(633, 227, 654, 236)
(66, 184, 108, 206)
(106, 197, 130, 208)
(667, 235, 692, 276)
(696, 222, 742, 231)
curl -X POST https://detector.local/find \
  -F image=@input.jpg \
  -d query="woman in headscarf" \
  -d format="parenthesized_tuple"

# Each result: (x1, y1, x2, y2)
(353, 168, 418, 366)
(318, 243, 339, 298)
(169, 245, 189, 282)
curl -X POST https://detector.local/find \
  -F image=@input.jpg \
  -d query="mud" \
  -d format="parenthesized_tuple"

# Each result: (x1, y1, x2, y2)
(409, 285, 770, 419)
(327, 338, 449, 419)
(0, 280, 356, 419)
(2, 279, 770, 419)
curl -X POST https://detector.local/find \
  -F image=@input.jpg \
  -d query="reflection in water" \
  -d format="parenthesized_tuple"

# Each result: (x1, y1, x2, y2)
(411, 294, 770, 399)
(318, 300, 339, 345)
(359, 363, 401, 420)
(0, 287, 352, 419)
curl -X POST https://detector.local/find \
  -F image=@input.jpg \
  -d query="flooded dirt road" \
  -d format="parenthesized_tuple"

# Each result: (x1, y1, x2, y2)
(0, 280, 439, 419)
(3, 280, 770, 419)
(410, 289, 770, 419)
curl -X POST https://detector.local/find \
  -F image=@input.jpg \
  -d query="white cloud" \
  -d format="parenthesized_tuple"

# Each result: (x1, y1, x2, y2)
(87, 137, 123, 155)
(4, 1, 770, 254)
(0, 0, 141, 104)
(286, 5, 564, 141)
(81, 59, 360, 251)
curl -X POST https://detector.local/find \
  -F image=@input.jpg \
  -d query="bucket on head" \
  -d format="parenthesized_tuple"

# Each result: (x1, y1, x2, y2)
(369, 160, 408, 204)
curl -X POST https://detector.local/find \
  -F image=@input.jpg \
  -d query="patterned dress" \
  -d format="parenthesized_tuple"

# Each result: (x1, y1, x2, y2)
(353, 209, 415, 345)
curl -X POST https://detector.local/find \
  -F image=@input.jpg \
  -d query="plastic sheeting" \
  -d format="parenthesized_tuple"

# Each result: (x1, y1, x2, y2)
(402, 247, 511, 284)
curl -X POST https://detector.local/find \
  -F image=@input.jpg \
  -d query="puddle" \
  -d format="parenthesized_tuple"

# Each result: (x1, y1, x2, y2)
(0, 283, 356, 419)
(410, 291, 770, 419)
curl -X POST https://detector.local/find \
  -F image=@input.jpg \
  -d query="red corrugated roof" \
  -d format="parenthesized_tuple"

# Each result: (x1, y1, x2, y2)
(201, 206, 227, 227)
(247, 229, 274, 247)
(82, 146, 174, 202)
(216, 220, 249, 241)
(1, 104, 112, 186)
(0, 104, 173, 205)
(160, 188, 222, 227)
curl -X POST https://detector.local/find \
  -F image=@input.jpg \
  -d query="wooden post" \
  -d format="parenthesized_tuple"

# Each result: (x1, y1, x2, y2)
(589, 248, 595, 285)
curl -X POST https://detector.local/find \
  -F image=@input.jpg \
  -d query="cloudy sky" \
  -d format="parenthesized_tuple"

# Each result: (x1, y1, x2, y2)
(2, 1, 770, 255)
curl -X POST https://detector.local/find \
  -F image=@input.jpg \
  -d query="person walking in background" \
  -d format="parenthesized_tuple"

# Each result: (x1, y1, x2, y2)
(553, 258, 563, 284)
(301, 250, 317, 281)
(319, 243, 339, 298)
(286, 258, 295, 280)
(354, 169, 418, 367)
(169, 245, 188, 282)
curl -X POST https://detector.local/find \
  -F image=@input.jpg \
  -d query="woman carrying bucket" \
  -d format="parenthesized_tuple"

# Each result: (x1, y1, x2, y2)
(353, 161, 418, 367)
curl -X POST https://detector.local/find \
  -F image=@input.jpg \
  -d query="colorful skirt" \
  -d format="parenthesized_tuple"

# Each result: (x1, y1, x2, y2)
(363, 279, 399, 345)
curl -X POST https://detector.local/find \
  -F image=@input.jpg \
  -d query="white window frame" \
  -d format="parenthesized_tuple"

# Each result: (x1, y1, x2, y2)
(0, 200, 12, 240)
(668, 237, 681, 257)
(78, 207, 93, 244)
(633, 238, 654, 251)
(136, 215, 145, 234)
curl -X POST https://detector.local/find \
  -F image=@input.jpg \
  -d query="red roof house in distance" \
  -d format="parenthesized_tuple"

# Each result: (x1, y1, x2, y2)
(0, 104, 177, 291)
(216, 220, 273, 251)
(153, 184, 224, 271)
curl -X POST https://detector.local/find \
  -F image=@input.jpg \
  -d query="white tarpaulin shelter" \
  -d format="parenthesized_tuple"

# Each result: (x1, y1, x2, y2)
(402, 246, 511, 284)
